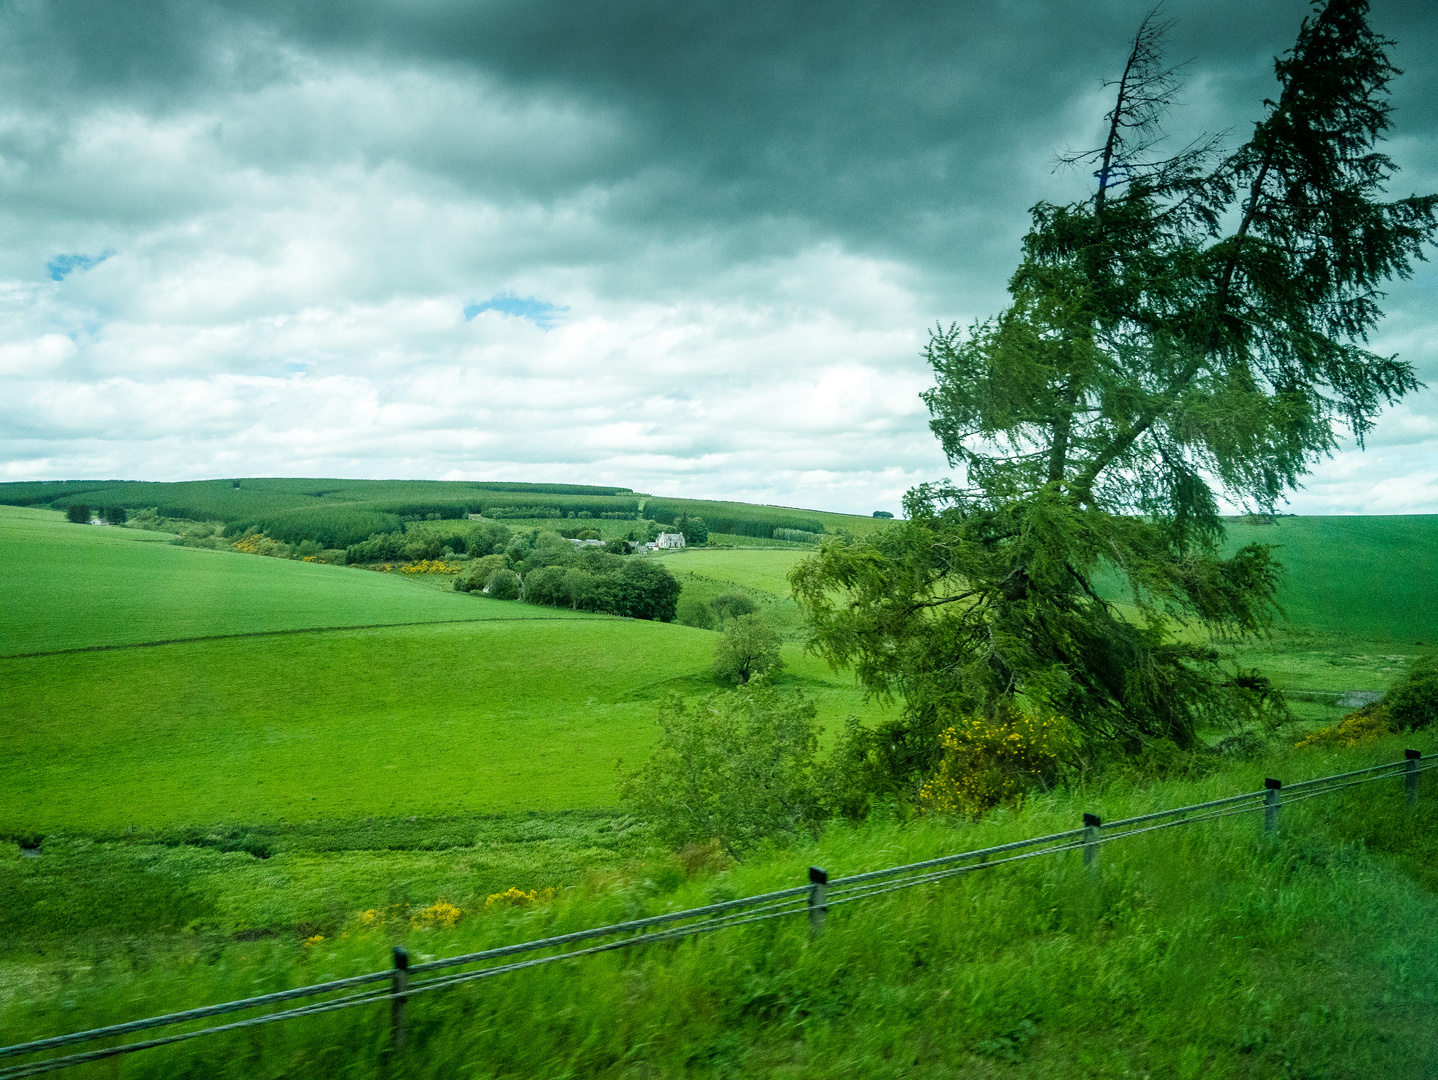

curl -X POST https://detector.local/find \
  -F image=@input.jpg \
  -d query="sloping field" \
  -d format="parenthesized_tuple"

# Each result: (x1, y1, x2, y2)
(1223, 515, 1438, 641)
(0, 506, 887, 831)
(0, 506, 589, 656)
(0, 620, 886, 831)
(661, 548, 808, 596)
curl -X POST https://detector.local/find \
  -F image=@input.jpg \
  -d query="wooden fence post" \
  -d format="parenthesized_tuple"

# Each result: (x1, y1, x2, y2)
(808, 866, 828, 937)
(391, 946, 410, 1051)
(1082, 814, 1101, 868)
(1406, 749, 1422, 805)
(1264, 778, 1282, 836)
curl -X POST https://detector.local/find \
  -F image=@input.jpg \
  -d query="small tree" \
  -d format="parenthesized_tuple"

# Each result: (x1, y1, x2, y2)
(484, 568, 522, 600)
(677, 594, 716, 629)
(713, 614, 784, 685)
(66, 504, 89, 524)
(711, 593, 758, 627)
(104, 506, 127, 525)
(618, 680, 823, 855)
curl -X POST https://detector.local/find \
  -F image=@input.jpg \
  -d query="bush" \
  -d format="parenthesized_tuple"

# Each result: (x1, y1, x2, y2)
(711, 593, 758, 626)
(1295, 702, 1396, 749)
(677, 595, 716, 629)
(713, 614, 784, 685)
(618, 680, 824, 856)
(1386, 656, 1438, 730)
(66, 504, 89, 523)
(524, 565, 571, 607)
(918, 705, 1073, 817)
(484, 569, 522, 600)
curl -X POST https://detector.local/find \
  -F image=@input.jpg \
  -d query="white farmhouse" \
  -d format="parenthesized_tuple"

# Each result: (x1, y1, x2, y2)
(654, 532, 686, 550)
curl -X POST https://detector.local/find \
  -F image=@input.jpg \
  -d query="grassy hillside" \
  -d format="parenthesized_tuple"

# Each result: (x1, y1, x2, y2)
(1223, 514, 1438, 642)
(6, 734, 1438, 1078)
(0, 506, 587, 656)
(0, 508, 888, 832)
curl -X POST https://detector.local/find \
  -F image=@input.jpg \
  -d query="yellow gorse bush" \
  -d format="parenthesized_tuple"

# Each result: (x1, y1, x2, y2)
(484, 887, 558, 911)
(919, 706, 1072, 818)
(1295, 702, 1393, 750)
(232, 532, 275, 555)
(410, 900, 463, 929)
(400, 559, 462, 575)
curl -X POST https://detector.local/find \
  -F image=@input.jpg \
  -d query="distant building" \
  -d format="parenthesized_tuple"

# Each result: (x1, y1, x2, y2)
(654, 532, 686, 550)
(568, 537, 606, 548)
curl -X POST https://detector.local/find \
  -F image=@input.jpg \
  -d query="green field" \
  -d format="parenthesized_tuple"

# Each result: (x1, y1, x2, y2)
(5, 496, 1438, 1076)
(0, 507, 588, 656)
(0, 507, 887, 833)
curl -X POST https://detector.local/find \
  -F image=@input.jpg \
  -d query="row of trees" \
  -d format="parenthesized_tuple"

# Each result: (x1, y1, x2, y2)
(65, 504, 126, 524)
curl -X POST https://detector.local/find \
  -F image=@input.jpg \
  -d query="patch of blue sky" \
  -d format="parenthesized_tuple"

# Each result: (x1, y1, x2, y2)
(463, 292, 567, 329)
(47, 250, 114, 282)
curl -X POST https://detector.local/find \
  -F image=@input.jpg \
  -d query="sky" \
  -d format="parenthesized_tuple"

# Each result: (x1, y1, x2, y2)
(1, 0, 1435, 516)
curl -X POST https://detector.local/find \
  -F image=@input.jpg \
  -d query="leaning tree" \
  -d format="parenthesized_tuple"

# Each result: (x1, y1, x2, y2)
(792, 0, 1436, 787)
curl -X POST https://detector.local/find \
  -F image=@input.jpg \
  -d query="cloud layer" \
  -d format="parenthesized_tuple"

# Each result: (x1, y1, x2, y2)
(2, 0, 1435, 514)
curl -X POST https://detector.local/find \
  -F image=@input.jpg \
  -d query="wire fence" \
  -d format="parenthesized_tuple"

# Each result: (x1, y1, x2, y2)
(2, 750, 1432, 1077)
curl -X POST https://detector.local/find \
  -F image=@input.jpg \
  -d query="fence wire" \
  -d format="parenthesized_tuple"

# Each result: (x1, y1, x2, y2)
(3, 751, 1432, 1078)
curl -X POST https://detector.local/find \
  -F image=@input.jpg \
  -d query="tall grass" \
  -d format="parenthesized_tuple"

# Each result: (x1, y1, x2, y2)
(7, 735, 1438, 1077)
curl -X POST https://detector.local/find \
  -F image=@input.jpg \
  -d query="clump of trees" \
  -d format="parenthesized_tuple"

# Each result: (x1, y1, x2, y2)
(65, 504, 89, 523)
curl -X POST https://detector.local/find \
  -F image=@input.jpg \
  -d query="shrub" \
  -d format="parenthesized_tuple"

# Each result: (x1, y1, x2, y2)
(618, 680, 824, 856)
(711, 593, 758, 626)
(1295, 701, 1395, 749)
(677, 595, 716, 629)
(66, 504, 89, 524)
(712, 614, 784, 685)
(485, 568, 522, 600)
(1386, 656, 1438, 730)
(524, 565, 571, 607)
(918, 706, 1073, 817)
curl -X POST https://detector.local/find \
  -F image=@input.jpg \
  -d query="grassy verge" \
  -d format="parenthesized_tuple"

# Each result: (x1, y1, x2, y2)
(5, 734, 1438, 1077)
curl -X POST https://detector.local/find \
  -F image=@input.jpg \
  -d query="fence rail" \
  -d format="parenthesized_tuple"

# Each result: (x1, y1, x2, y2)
(2, 750, 1433, 1078)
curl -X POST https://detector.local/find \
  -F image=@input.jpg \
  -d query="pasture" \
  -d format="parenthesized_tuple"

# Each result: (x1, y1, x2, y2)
(0, 506, 585, 656)
(0, 507, 887, 834)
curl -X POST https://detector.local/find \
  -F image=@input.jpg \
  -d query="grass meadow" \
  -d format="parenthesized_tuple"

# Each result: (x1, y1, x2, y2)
(0, 508, 890, 834)
(5, 502, 1438, 1077)
(6, 734, 1438, 1078)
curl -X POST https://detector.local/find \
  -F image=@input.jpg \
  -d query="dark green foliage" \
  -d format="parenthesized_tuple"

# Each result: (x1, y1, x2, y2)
(484, 568, 523, 600)
(646, 498, 826, 539)
(236, 507, 405, 548)
(772, 528, 821, 544)
(872, 511, 894, 519)
(711, 593, 759, 626)
(677, 595, 716, 629)
(618, 681, 823, 855)
(514, 551, 679, 621)
(65, 504, 89, 523)
(674, 514, 709, 546)
(712, 614, 785, 685)
(1385, 657, 1438, 730)
(795, 0, 1433, 780)
(614, 560, 682, 622)
(103, 506, 126, 525)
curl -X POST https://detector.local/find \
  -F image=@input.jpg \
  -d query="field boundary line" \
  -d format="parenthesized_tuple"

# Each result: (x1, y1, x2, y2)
(0, 614, 613, 660)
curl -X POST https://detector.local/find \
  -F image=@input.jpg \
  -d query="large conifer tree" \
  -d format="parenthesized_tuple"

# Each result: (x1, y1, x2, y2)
(793, 0, 1437, 786)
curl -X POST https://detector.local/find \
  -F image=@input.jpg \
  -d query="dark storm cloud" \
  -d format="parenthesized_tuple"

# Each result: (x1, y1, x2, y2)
(1, 0, 1434, 509)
